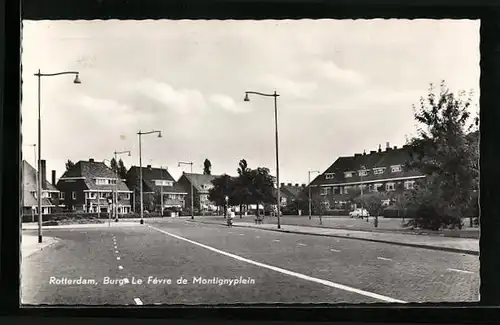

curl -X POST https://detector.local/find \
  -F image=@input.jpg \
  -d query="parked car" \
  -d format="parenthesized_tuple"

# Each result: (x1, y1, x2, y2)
(349, 208, 369, 218)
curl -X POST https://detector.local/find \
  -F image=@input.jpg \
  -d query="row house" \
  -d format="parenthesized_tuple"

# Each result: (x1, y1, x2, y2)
(177, 172, 218, 212)
(309, 142, 425, 210)
(57, 158, 133, 214)
(279, 183, 307, 207)
(126, 165, 188, 213)
(22, 160, 63, 215)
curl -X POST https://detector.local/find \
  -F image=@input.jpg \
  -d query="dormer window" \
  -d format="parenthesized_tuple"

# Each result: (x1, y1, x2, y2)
(373, 167, 386, 175)
(344, 172, 353, 178)
(95, 178, 117, 185)
(155, 180, 173, 187)
(325, 173, 335, 180)
(391, 165, 402, 173)
(358, 170, 368, 177)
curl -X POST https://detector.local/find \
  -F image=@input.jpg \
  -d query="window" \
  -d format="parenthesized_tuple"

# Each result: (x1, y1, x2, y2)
(404, 180, 415, 190)
(344, 172, 353, 178)
(358, 170, 368, 177)
(386, 182, 395, 191)
(95, 178, 107, 185)
(391, 165, 402, 173)
(88, 192, 97, 199)
(59, 192, 65, 200)
(72, 191, 76, 199)
(325, 173, 335, 180)
(373, 167, 385, 175)
(100, 192, 107, 199)
(320, 187, 328, 196)
(123, 193, 130, 200)
(200, 194, 208, 201)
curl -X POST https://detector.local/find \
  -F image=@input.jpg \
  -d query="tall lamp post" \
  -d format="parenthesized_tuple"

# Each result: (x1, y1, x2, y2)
(178, 161, 194, 219)
(244, 90, 282, 229)
(34, 70, 81, 243)
(138, 130, 162, 225)
(113, 150, 131, 221)
(359, 164, 368, 222)
(308, 170, 320, 220)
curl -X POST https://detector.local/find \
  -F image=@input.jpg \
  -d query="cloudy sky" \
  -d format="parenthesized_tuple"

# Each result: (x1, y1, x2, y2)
(21, 19, 479, 184)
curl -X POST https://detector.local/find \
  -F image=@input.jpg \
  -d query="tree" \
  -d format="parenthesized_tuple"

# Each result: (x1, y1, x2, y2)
(208, 174, 234, 216)
(203, 159, 212, 175)
(66, 160, 75, 171)
(248, 167, 276, 216)
(405, 81, 478, 230)
(118, 159, 128, 180)
(354, 192, 386, 227)
(233, 159, 252, 217)
(110, 158, 119, 175)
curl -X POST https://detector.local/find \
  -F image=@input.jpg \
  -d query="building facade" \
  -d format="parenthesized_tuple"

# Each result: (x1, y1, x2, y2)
(57, 158, 133, 214)
(279, 183, 307, 207)
(176, 173, 218, 213)
(309, 143, 425, 210)
(126, 165, 188, 213)
(22, 159, 63, 216)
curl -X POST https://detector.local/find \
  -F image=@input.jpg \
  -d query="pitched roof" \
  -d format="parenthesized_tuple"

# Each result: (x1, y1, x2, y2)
(180, 173, 219, 193)
(127, 166, 187, 194)
(59, 160, 130, 191)
(280, 184, 306, 199)
(22, 160, 57, 207)
(311, 146, 424, 187)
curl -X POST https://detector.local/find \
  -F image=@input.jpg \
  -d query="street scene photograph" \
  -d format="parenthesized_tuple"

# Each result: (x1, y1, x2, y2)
(20, 19, 479, 305)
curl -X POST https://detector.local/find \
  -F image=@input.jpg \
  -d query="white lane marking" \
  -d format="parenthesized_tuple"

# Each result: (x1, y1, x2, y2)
(228, 232, 234, 234)
(330, 249, 340, 252)
(377, 257, 393, 261)
(273, 239, 280, 243)
(447, 268, 475, 274)
(118, 265, 123, 270)
(239, 234, 245, 236)
(297, 243, 307, 246)
(114, 246, 118, 249)
(115, 250, 119, 254)
(134, 298, 143, 305)
(117, 257, 121, 260)
(148, 225, 406, 303)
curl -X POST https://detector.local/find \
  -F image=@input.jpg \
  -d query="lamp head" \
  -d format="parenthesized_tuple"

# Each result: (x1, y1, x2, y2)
(244, 93, 250, 102)
(73, 74, 81, 84)
(157, 132, 162, 138)
(128, 151, 131, 157)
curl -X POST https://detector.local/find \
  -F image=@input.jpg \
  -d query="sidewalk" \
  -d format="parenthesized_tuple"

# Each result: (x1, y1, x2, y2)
(21, 234, 60, 258)
(22, 221, 142, 230)
(187, 219, 479, 256)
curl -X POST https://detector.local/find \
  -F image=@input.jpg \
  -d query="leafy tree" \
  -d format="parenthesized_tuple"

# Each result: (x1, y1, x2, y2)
(248, 167, 276, 216)
(405, 81, 478, 230)
(110, 158, 119, 175)
(354, 192, 386, 227)
(208, 174, 234, 216)
(118, 159, 128, 180)
(66, 160, 75, 171)
(233, 159, 252, 217)
(203, 159, 212, 175)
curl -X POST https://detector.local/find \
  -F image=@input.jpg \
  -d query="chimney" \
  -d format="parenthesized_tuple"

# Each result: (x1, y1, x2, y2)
(378, 144, 382, 153)
(370, 150, 376, 154)
(280, 183, 285, 187)
(393, 146, 397, 150)
(41, 160, 47, 190)
(295, 183, 299, 187)
(287, 183, 292, 186)
(51, 170, 56, 186)
(386, 142, 390, 149)
(147, 165, 152, 169)
(89, 158, 94, 162)
(302, 184, 306, 187)
(363, 150, 366, 155)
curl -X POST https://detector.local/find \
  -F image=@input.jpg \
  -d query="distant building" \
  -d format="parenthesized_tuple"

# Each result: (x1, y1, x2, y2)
(309, 142, 425, 210)
(177, 173, 218, 212)
(22, 160, 62, 216)
(279, 183, 307, 207)
(57, 158, 133, 214)
(126, 165, 188, 212)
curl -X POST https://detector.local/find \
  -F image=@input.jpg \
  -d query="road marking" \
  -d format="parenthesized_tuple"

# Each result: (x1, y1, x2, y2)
(118, 265, 123, 270)
(134, 298, 143, 305)
(330, 249, 340, 252)
(117, 257, 121, 260)
(239, 234, 245, 236)
(273, 239, 280, 243)
(115, 250, 119, 254)
(377, 257, 393, 261)
(297, 243, 307, 246)
(447, 268, 475, 274)
(228, 232, 234, 234)
(114, 246, 118, 249)
(148, 225, 406, 303)
(256, 236, 260, 239)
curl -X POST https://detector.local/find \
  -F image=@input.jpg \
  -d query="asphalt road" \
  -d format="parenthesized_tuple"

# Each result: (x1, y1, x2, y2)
(21, 218, 479, 305)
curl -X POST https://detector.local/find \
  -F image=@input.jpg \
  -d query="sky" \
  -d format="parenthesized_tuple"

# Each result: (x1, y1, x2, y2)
(21, 19, 479, 185)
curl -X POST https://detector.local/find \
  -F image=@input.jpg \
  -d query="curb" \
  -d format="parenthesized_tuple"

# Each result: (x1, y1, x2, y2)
(22, 237, 61, 258)
(186, 219, 479, 256)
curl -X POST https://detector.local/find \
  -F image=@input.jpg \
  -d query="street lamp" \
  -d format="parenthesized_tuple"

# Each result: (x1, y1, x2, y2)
(244, 90, 282, 229)
(178, 161, 194, 219)
(113, 150, 131, 222)
(34, 69, 81, 243)
(359, 165, 368, 222)
(138, 130, 162, 225)
(308, 170, 320, 220)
